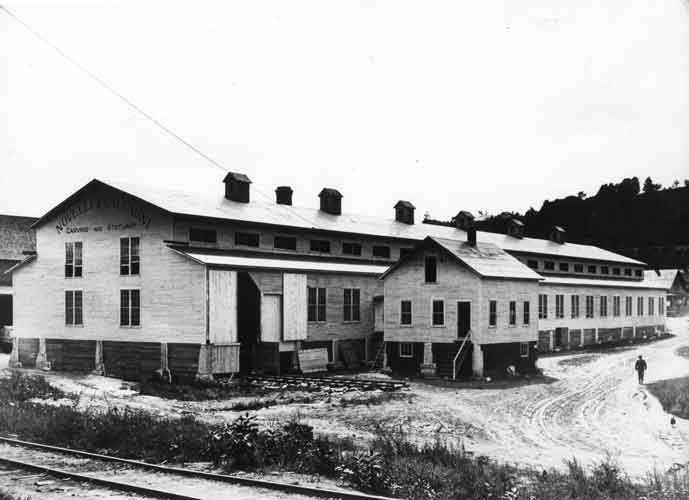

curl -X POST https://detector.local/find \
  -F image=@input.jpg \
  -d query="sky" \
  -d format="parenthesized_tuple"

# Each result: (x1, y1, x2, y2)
(2, 0, 689, 221)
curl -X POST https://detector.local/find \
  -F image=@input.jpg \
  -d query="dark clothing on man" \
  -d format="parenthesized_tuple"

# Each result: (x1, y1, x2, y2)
(635, 358, 647, 384)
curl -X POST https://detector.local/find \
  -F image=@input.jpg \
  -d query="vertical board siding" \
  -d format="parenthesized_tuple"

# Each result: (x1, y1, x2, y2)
(18, 338, 38, 367)
(209, 270, 237, 344)
(103, 341, 161, 381)
(168, 343, 200, 382)
(261, 294, 282, 342)
(211, 344, 240, 373)
(283, 273, 307, 340)
(46, 339, 96, 372)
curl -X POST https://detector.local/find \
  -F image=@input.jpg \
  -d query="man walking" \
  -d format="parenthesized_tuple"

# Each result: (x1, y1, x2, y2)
(635, 355, 647, 384)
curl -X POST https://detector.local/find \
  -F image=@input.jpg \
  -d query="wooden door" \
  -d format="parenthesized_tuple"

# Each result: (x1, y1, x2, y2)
(457, 301, 471, 338)
(261, 294, 282, 343)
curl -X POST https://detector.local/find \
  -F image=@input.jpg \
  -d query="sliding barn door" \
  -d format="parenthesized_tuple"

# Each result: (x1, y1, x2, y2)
(282, 273, 307, 341)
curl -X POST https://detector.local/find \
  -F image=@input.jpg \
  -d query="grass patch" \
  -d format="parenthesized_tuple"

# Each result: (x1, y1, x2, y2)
(339, 391, 407, 408)
(0, 491, 29, 500)
(646, 377, 689, 420)
(558, 354, 601, 368)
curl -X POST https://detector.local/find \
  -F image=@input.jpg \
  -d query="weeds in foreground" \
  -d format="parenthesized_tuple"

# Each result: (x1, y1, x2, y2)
(0, 490, 30, 500)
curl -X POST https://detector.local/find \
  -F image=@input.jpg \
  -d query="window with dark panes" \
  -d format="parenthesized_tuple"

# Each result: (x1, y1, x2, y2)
(601, 266, 609, 275)
(310, 239, 330, 253)
(637, 296, 644, 316)
(189, 227, 217, 243)
(120, 289, 140, 327)
(520, 342, 529, 357)
(120, 237, 140, 275)
(527, 260, 538, 269)
(509, 301, 516, 325)
(613, 267, 621, 276)
(648, 296, 654, 316)
(635, 269, 643, 277)
(65, 290, 83, 325)
(235, 232, 259, 247)
(343, 288, 360, 322)
(372, 245, 391, 258)
(588, 265, 597, 274)
(523, 301, 530, 325)
(544, 261, 555, 271)
(613, 296, 620, 317)
(424, 256, 437, 283)
(624, 268, 632, 276)
(432, 300, 444, 326)
(659, 296, 664, 315)
(574, 264, 583, 273)
(399, 247, 413, 259)
(571, 295, 580, 318)
(586, 295, 594, 318)
(307, 287, 326, 322)
(400, 300, 412, 325)
(559, 263, 569, 272)
(342, 242, 362, 256)
(556, 295, 564, 318)
(625, 296, 632, 316)
(399, 342, 413, 358)
(538, 294, 548, 319)
(489, 300, 497, 326)
(274, 236, 297, 250)
(600, 296, 608, 317)
(65, 242, 83, 278)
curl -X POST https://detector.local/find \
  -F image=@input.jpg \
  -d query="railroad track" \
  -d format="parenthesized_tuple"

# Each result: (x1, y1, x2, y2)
(243, 374, 408, 392)
(0, 436, 396, 500)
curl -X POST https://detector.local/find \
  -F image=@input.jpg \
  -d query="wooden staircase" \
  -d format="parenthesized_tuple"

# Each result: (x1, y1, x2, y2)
(368, 341, 386, 371)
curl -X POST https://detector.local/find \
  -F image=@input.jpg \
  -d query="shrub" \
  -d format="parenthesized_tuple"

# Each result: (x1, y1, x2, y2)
(0, 372, 69, 402)
(337, 451, 391, 495)
(204, 414, 260, 469)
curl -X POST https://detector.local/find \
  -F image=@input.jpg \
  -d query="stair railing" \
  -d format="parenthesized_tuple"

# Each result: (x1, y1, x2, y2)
(452, 331, 472, 380)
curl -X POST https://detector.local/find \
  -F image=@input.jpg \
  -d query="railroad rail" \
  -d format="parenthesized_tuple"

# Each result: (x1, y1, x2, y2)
(0, 436, 397, 500)
(243, 373, 408, 391)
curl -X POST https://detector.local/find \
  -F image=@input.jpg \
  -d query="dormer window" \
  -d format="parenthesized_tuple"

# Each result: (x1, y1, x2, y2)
(601, 266, 610, 275)
(189, 227, 217, 243)
(394, 201, 415, 225)
(612, 267, 621, 276)
(624, 268, 632, 277)
(319, 188, 342, 215)
(527, 260, 538, 269)
(342, 242, 362, 256)
(544, 261, 555, 271)
(425, 256, 437, 283)
(574, 264, 583, 273)
(588, 265, 597, 274)
(559, 262, 569, 272)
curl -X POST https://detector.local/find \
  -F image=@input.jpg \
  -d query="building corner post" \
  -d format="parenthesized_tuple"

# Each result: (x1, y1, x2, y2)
(9, 336, 21, 368)
(35, 338, 51, 371)
(419, 342, 436, 377)
(196, 344, 214, 382)
(92, 340, 105, 375)
(472, 343, 484, 377)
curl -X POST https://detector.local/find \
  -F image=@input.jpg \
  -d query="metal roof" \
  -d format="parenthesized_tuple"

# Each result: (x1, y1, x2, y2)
(33, 179, 644, 265)
(3, 254, 36, 275)
(172, 248, 390, 275)
(541, 276, 668, 290)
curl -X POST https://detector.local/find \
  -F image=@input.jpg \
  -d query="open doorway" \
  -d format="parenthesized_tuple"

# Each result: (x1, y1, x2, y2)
(237, 271, 261, 373)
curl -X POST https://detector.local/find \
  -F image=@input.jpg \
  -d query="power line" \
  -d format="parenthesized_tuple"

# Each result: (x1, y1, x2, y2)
(1, 4, 320, 228)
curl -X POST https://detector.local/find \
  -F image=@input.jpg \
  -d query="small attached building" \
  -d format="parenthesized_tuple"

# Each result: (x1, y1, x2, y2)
(380, 236, 542, 378)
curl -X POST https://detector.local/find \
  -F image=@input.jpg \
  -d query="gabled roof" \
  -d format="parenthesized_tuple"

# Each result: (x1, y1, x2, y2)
(0, 214, 37, 260)
(223, 172, 252, 183)
(380, 236, 542, 281)
(30, 178, 645, 266)
(643, 270, 681, 291)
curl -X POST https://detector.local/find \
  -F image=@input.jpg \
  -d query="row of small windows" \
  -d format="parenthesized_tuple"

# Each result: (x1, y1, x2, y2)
(399, 299, 531, 328)
(398, 341, 530, 358)
(66, 238, 140, 278)
(526, 259, 642, 278)
(538, 294, 664, 319)
(64, 289, 140, 327)
(307, 287, 361, 323)
(190, 227, 410, 259)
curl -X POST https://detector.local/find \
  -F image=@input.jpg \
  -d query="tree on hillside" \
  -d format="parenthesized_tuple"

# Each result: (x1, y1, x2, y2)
(643, 176, 661, 194)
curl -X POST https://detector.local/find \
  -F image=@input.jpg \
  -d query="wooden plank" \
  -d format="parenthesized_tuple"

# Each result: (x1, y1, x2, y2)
(211, 344, 240, 374)
(261, 294, 282, 343)
(283, 273, 307, 341)
(209, 270, 237, 344)
(297, 348, 328, 373)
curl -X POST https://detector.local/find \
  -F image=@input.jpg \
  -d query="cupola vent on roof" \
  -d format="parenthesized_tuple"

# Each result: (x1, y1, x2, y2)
(454, 210, 475, 231)
(275, 186, 293, 205)
(507, 218, 524, 239)
(550, 225, 566, 244)
(223, 172, 252, 203)
(394, 200, 415, 224)
(319, 188, 342, 215)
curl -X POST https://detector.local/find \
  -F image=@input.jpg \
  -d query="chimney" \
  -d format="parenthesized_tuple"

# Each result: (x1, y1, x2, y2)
(394, 200, 415, 224)
(455, 210, 475, 231)
(507, 218, 524, 239)
(549, 225, 566, 244)
(467, 227, 477, 246)
(319, 188, 342, 215)
(223, 172, 252, 203)
(275, 186, 293, 205)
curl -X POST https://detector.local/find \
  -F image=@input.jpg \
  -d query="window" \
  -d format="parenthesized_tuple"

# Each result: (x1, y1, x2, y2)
(120, 237, 140, 276)
(613, 267, 621, 276)
(274, 235, 297, 251)
(634, 269, 643, 277)
(342, 242, 362, 256)
(65, 242, 83, 278)
(307, 287, 327, 322)
(574, 264, 584, 273)
(372, 245, 391, 259)
(544, 261, 555, 271)
(519, 342, 529, 358)
(509, 301, 516, 325)
(489, 300, 497, 327)
(624, 268, 632, 277)
(399, 342, 413, 358)
(659, 297, 664, 316)
(637, 297, 644, 316)
(600, 296, 608, 317)
(424, 256, 437, 283)
(523, 301, 530, 325)
(571, 295, 580, 318)
(120, 289, 140, 327)
(538, 294, 548, 319)
(527, 260, 538, 270)
(586, 296, 594, 318)
(559, 262, 569, 272)
(343, 288, 360, 322)
(400, 300, 412, 325)
(189, 227, 217, 243)
(555, 295, 564, 318)
(235, 232, 259, 247)
(648, 297, 654, 316)
(65, 290, 83, 325)
(625, 297, 632, 316)
(601, 266, 610, 275)
(432, 300, 445, 326)
(588, 265, 597, 274)
(399, 248, 413, 259)
(613, 296, 620, 317)
(310, 239, 330, 253)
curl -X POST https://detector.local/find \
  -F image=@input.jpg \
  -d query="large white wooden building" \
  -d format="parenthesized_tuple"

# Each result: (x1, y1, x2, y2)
(7, 175, 668, 380)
